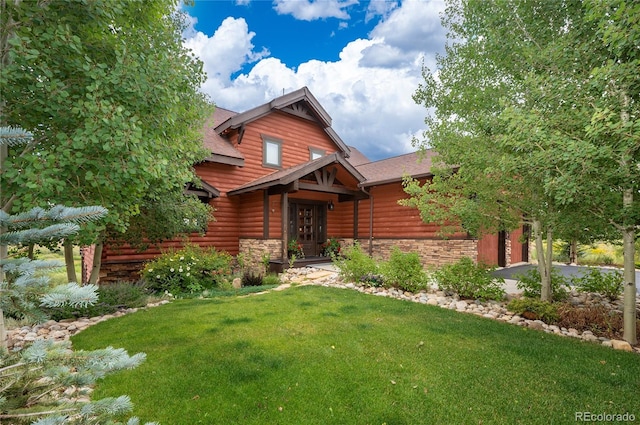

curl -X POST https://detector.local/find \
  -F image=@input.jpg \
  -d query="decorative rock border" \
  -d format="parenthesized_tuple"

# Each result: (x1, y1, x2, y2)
(6, 268, 638, 354)
(280, 267, 640, 354)
(5, 301, 170, 352)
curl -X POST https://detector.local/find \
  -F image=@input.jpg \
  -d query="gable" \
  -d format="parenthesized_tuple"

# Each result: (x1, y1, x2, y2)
(215, 87, 351, 157)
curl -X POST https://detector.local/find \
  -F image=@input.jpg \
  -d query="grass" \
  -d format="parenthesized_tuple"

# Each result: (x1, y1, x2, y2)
(71, 286, 640, 425)
(27, 244, 82, 285)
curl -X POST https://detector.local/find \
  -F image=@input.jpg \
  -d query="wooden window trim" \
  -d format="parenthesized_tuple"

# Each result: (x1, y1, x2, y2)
(309, 147, 325, 160)
(262, 135, 283, 169)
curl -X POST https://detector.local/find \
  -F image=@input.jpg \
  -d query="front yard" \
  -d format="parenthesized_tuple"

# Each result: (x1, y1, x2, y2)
(72, 285, 640, 424)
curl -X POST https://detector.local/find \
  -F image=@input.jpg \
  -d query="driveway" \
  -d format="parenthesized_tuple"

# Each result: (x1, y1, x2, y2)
(492, 264, 640, 294)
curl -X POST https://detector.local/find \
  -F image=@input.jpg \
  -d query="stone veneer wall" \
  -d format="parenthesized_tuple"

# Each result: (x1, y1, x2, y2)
(356, 238, 478, 268)
(98, 261, 145, 284)
(239, 238, 283, 270)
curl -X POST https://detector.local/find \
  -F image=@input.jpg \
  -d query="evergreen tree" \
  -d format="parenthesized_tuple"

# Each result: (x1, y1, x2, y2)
(0, 127, 156, 424)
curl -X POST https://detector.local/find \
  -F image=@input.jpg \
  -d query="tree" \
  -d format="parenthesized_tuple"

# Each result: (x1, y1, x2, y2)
(0, 127, 156, 424)
(109, 187, 213, 253)
(408, 0, 638, 343)
(0, 0, 213, 283)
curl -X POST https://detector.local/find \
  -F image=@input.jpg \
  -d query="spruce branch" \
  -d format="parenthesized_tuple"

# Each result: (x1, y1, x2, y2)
(0, 126, 34, 146)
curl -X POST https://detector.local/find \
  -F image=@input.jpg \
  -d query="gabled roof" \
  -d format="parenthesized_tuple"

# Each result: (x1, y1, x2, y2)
(345, 146, 371, 166)
(215, 87, 351, 156)
(227, 152, 365, 196)
(202, 107, 245, 166)
(356, 150, 438, 187)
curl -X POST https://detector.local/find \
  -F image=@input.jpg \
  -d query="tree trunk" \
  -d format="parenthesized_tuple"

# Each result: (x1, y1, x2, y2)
(619, 92, 637, 345)
(88, 240, 103, 285)
(533, 219, 552, 302)
(569, 239, 578, 265)
(622, 189, 637, 345)
(64, 238, 78, 283)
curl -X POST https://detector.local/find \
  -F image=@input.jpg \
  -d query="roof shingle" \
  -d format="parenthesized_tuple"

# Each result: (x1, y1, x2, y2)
(356, 150, 437, 187)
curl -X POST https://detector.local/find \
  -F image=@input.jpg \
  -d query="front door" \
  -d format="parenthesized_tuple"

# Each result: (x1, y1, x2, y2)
(289, 202, 326, 257)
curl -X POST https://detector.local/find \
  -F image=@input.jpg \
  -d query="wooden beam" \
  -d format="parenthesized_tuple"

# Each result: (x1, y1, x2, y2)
(281, 192, 289, 260)
(353, 199, 359, 239)
(327, 167, 337, 187)
(268, 180, 299, 195)
(298, 182, 361, 196)
(263, 190, 269, 239)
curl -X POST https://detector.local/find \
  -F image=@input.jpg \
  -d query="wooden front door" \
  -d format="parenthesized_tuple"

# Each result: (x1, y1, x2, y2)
(289, 202, 326, 257)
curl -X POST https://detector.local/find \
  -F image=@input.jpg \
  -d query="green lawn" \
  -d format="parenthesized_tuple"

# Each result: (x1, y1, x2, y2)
(71, 286, 640, 424)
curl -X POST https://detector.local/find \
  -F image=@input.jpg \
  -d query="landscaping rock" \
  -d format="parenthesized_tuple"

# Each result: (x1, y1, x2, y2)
(232, 277, 242, 289)
(611, 340, 633, 352)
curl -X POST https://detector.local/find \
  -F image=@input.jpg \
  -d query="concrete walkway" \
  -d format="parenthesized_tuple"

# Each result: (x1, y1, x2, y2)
(492, 263, 640, 294)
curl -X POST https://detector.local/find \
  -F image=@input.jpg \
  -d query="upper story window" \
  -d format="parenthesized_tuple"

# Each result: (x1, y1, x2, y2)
(262, 136, 282, 168)
(309, 147, 325, 160)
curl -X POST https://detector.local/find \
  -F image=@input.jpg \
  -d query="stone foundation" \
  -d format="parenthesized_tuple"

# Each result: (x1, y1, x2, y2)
(356, 238, 478, 268)
(99, 261, 145, 284)
(239, 238, 283, 271)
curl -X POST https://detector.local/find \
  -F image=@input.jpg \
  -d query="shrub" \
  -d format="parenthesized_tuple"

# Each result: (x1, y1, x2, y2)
(242, 271, 264, 287)
(514, 267, 569, 301)
(142, 245, 232, 294)
(333, 242, 379, 283)
(262, 273, 282, 286)
(359, 273, 385, 287)
(555, 304, 640, 340)
(321, 237, 341, 257)
(507, 298, 559, 323)
(287, 239, 305, 258)
(43, 281, 149, 321)
(572, 267, 624, 301)
(433, 257, 505, 301)
(380, 247, 427, 292)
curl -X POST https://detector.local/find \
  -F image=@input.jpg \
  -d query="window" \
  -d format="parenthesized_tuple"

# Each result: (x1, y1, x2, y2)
(309, 147, 325, 160)
(262, 136, 282, 168)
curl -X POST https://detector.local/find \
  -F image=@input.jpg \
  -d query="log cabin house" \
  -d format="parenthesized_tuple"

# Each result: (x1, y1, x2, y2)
(87, 87, 528, 283)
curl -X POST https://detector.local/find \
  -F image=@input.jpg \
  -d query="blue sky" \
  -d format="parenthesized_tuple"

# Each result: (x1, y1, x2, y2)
(182, 0, 447, 161)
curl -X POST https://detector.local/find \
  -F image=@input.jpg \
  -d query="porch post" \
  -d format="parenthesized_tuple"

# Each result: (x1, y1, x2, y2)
(369, 192, 374, 256)
(281, 192, 289, 260)
(263, 190, 269, 238)
(353, 199, 359, 240)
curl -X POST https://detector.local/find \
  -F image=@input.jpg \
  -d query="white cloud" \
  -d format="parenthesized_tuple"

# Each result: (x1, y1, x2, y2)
(273, 0, 358, 21)
(183, 1, 445, 160)
(365, 0, 399, 22)
(183, 17, 269, 84)
(369, 0, 446, 56)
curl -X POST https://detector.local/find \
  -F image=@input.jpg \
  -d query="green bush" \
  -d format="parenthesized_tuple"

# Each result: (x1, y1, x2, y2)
(572, 267, 624, 301)
(507, 298, 559, 323)
(141, 245, 232, 294)
(43, 281, 149, 321)
(262, 273, 282, 286)
(433, 257, 505, 301)
(333, 242, 379, 283)
(380, 247, 427, 292)
(359, 273, 385, 287)
(515, 267, 569, 301)
(242, 271, 264, 287)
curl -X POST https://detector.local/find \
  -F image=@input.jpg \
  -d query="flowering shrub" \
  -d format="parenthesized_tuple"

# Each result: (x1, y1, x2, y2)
(321, 237, 341, 257)
(142, 245, 232, 294)
(287, 239, 305, 258)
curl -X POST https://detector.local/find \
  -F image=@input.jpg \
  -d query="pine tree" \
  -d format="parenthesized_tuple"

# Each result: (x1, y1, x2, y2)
(0, 127, 157, 424)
